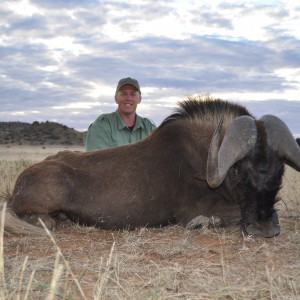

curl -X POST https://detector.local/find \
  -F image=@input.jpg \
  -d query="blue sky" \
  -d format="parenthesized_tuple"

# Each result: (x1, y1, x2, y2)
(1, 0, 300, 135)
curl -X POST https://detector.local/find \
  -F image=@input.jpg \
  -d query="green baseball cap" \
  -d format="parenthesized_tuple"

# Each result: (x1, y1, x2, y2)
(115, 77, 141, 95)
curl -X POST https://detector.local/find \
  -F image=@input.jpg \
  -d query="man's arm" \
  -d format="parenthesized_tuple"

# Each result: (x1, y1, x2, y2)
(85, 117, 113, 151)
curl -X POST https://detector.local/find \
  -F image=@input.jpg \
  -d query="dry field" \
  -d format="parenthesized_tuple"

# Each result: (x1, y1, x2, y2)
(0, 145, 299, 299)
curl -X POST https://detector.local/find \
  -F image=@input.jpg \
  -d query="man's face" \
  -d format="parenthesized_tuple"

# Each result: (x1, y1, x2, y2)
(115, 84, 141, 115)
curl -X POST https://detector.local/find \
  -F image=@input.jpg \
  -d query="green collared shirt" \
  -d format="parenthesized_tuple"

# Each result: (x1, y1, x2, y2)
(85, 110, 156, 150)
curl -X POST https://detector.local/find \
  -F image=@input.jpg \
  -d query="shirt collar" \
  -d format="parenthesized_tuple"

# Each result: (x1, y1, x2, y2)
(115, 110, 144, 131)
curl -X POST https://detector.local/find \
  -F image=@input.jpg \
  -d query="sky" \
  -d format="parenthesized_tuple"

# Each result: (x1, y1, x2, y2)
(1, 0, 300, 135)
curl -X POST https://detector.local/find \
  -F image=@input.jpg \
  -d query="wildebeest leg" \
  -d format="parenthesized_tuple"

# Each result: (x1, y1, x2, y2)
(185, 215, 240, 229)
(9, 187, 67, 231)
(8, 162, 74, 230)
(185, 215, 221, 229)
(177, 193, 241, 229)
(22, 213, 56, 230)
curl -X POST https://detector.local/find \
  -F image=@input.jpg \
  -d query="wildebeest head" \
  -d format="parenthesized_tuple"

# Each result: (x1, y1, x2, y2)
(206, 114, 300, 237)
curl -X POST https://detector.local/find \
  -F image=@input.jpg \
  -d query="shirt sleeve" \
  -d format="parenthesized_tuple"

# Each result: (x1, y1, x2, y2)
(150, 120, 156, 131)
(85, 116, 113, 151)
(145, 118, 157, 132)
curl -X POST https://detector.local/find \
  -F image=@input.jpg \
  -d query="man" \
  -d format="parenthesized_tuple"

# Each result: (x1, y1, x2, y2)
(85, 77, 156, 150)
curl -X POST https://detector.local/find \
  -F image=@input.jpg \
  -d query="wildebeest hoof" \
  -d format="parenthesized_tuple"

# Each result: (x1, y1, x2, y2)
(246, 224, 280, 238)
(185, 215, 221, 229)
(245, 212, 280, 237)
(23, 214, 56, 231)
(52, 212, 68, 221)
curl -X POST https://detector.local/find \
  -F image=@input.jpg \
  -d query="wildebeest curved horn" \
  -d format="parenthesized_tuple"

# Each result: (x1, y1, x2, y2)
(207, 115, 257, 188)
(260, 115, 300, 171)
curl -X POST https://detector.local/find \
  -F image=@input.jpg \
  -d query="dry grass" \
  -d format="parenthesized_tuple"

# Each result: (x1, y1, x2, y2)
(0, 146, 299, 299)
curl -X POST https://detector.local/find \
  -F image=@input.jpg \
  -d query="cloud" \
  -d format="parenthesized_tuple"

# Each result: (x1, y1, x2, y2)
(0, 0, 299, 134)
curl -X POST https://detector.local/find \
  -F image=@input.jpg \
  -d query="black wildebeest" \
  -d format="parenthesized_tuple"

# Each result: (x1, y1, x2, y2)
(4, 98, 300, 237)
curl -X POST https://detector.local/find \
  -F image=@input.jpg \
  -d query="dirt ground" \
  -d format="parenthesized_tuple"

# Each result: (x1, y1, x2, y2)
(1, 148, 300, 299)
(3, 212, 300, 299)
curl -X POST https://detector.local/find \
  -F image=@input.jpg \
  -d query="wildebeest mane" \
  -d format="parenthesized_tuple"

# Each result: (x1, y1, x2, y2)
(160, 97, 254, 127)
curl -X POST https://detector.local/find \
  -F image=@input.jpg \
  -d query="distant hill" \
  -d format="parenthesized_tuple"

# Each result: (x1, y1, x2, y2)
(0, 121, 84, 146)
